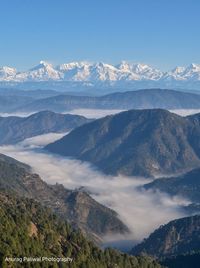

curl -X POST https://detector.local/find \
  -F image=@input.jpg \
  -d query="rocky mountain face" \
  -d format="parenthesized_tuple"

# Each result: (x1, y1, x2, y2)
(17, 89, 200, 113)
(131, 215, 200, 259)
(0, 110, 91, 144)
(45, 109, 200, 177)
(0, 153, 129, 243)
(1, 61, 200, 91)
(144, 168, 200, 204)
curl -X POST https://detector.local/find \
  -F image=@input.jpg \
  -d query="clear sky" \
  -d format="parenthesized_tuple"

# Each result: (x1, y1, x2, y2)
(0, 0, 200, 71)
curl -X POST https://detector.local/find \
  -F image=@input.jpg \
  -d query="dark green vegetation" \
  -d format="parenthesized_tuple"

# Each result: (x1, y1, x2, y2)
(161, 252, 200, 268)
(0, 153, 129, 243)
(0, 190, 162, 268)
(131, 215, 200, 259)
(0, 111, 91, 144)
(46, 109, 200, 177)
(15, 89, 200, 113)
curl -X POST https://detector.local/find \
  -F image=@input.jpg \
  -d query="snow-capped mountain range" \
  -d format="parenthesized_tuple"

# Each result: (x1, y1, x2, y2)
(1, 61, 200, 90)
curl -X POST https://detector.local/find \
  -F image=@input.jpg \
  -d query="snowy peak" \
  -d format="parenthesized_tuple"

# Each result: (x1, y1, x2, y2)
(57, 61, 91, 81)
(57, 61, 91, 71)
(131, 63, 162, 80)
(116, 61, 162, 80)
(171, 66, 186, 74)
(30, 60, 54, 71)
(0, 66, 17, 81)
(117, 61, 132, 72)
(165, 63, 200, 81)
(1, 61, 200, 86)
(184, 63, 200, 80)
(187, 63, 200, 70)
(15, 61, 63, 81)
(90, 62, 119, 81)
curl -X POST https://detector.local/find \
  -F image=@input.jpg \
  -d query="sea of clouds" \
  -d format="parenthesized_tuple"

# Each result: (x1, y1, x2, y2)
(1, 108, 200, 120)
(0, 107, 197, 250)
(0, 132, 189, 248)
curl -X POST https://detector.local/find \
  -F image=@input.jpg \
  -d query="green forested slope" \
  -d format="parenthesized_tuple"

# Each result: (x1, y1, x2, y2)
(0, 190, 161, 268)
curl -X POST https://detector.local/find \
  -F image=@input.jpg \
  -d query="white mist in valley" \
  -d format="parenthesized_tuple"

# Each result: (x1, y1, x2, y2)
(1, 108, 200, 121)
(67, 109, 125, 118)
(67, 108, 200, 118)
(170, 109, 200, 116)
(0, 132, 189, 245)
(0, 111, 36, 117)
(20, 132, 68, 148)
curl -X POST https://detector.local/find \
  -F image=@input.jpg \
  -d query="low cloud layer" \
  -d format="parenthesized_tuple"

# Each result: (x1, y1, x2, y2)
(170, 109, 200, 116)
(1, 108, 200, 121)
(68, 108, 200, 118)
(67, 108, 125, 118)
(20, 132, 68, 148)
(0, 108, 123, 120)
(0, 133, 189, 245)
(0, 111, 35, 117)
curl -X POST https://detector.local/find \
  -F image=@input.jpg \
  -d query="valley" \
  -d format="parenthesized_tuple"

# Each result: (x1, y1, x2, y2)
(0, 87, 200, 267)
(2, 1, 200, 266)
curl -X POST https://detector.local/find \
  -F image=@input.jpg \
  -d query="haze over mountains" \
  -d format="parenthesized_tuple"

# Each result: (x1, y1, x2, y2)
(1, 87, 200, 115)
(1, 61, 200, 90)
(10, 89, 200, 113)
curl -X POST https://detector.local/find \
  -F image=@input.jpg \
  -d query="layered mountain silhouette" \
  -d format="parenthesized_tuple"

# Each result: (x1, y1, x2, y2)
(0, 94, 34, 112)
(46, 109, 200, 177)
(0, 153, 129, 243)
(18, 89, 200, 112)
(0, 111, 91, 144)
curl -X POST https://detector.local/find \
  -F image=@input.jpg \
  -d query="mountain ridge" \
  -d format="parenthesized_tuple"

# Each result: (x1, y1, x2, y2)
(0, 110, 92, 144)
(131, 215, 200, 259)
(17, 88, 200, 113)
(1, 61, 200, 90)
(45, 109, 200, 177)
(143, 167, 200, 204)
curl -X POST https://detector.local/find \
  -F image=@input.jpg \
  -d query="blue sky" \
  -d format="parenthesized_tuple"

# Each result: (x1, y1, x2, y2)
(0, 0, 200, 71)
